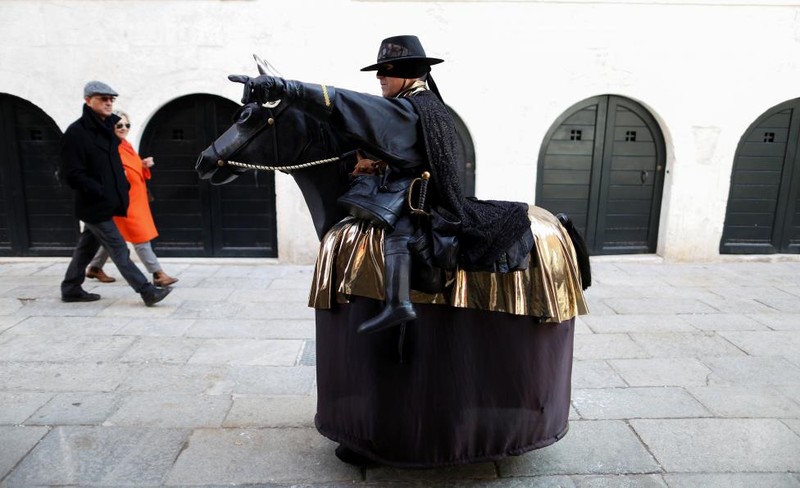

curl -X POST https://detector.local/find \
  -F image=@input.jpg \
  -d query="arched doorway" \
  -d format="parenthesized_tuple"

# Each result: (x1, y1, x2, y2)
(140, 94, 277, 257)
(536, 95, 666, 255)
(720, 98, 800, 254)
(0, 94, 77, 256)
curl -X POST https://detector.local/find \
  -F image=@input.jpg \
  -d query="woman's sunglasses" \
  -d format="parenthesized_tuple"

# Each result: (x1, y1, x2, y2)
(115, 123, 131, 129)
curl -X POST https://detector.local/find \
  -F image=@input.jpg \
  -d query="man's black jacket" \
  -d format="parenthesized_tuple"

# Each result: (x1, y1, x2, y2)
(60, 105, 129, 223)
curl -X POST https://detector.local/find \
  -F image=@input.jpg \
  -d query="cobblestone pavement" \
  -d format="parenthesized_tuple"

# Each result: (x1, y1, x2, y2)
(1, 257, 799, 487)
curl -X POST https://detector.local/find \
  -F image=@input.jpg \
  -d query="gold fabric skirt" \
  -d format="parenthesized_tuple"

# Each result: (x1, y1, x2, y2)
(309, 206, 588, 323)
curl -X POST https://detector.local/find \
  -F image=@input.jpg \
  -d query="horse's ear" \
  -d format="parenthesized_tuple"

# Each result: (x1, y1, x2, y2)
(254, 54, 269, 75)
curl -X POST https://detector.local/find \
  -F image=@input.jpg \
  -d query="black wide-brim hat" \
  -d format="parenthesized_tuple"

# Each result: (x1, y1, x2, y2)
(360, 35, 444, 72)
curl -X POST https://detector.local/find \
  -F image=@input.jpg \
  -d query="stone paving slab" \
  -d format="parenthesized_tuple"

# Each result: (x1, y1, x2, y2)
(778, 385, 800, 404)
(235, 301, 316, 320)
(115, 318, 196, 337)
(662, 473, 800, 488)
(704, 356, 800, 386)
(170, 300, 243, 320)
(116, 364, 232, 394)
(223, 395, 316, 428)
(10, 296, 108, 317)
(577, 474, 670, 487)
(0, 392, 52, 424)
(682, 313, 769, 331)
(630, 418, 800, 472)
(95, 298, 177, 318)
(705, 284, 798, 301)
(757, 295, 800, 312)
(105, 393, 231, 428)
(701, 295, 790, 314)
(581, 297, 617, 315)
(602, 297, 718, 315)
(5, 315, 130, 335)
(186, 318, 315, 339)
(164, 286, 233, 302)
(228, 365, 316, 395)
(573, 334, 649, 360)
(0, 334, 136, 362)
(0, 316, 21, 334)
(784, 418, 800, 436)
(0, 362, 129, 392)
(0, 426, 48, 480)
(0, 298, 24, 316)
(609, 358, 712, 387)
(750, 312, 800, 330)
(367, 462, 497, 482)
(581, 314, 696, 333)
(718, 330, 800, 356)
(571, 360, 628, 389)
(118, 337, 202, 364)
(628, 331, 745, 358)
(688, 385, 800, 418)
(225, 288, 309, 303)
(2, 426, 188, 487)
(163, 428, 356, 485)
(186, 338, 304, 366)
(25, 392, 122, 426)
(497, 420, 660, 476)
(573, 387, 711, 419)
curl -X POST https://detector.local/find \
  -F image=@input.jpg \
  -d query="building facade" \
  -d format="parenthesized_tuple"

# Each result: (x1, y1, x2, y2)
(2, 0, 800, 263)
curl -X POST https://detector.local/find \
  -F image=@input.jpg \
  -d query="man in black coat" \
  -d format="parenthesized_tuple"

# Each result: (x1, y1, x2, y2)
(60, 81, 171, 306)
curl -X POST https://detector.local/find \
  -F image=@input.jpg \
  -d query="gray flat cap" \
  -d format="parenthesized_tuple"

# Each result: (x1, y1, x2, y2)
(83, 80, 118, 97)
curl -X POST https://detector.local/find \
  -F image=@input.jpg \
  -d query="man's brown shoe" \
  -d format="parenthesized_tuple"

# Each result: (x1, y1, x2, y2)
(153, 271, 178, 287)
(86, 266, 116, 283)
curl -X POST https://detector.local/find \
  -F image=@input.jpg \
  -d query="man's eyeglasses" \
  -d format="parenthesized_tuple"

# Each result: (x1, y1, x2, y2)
(95, 96, 116, 103)
(115, 123, 131, 129)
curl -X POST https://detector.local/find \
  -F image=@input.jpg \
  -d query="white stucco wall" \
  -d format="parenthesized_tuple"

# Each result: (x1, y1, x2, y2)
(2, 0, 800, 262)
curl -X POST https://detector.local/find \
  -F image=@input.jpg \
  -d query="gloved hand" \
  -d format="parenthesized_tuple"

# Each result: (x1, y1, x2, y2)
(228, 74, 288, 105)
(228, 74, 336, 119)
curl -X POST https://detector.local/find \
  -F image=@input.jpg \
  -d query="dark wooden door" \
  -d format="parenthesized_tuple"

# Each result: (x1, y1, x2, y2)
(0, 94, 77, 256)
(140, 94, 277, 257)
(536, 95, 666, 255)
(721, 99, 800, 254)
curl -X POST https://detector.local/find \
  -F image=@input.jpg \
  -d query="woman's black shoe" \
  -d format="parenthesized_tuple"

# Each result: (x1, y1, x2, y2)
(334, 445, 374, 466)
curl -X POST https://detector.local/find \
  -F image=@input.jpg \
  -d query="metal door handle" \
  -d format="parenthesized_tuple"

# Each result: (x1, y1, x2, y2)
(641, 170, 649, 184)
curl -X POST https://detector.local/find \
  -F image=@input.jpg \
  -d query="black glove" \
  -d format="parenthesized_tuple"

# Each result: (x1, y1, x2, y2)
(228, 74, 288, 105)
(228, 74, 336, 118)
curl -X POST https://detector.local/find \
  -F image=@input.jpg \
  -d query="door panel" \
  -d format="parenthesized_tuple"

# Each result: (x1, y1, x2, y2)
(537, 96, 666, 255)
(140, 94, 277, 257)
(721, 102, 800, 254)
(0, 94, 76, 256)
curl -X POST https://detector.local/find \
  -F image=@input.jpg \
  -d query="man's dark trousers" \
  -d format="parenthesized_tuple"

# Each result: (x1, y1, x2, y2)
(61, 220, 150, 297)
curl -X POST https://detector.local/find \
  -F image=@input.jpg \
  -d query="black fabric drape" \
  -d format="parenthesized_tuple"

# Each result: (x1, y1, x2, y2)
(314, 299, 574, 468)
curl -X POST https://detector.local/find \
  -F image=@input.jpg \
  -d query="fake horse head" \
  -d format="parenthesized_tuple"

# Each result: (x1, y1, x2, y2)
(196, 99, 356, 239)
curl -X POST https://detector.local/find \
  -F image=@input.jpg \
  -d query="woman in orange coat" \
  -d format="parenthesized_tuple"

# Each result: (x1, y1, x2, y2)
(86, 110, 178, 287)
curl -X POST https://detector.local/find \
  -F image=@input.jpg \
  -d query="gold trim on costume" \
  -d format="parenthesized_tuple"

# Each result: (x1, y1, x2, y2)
(321, 84, 331, 108)
(309, 207, 588, 323)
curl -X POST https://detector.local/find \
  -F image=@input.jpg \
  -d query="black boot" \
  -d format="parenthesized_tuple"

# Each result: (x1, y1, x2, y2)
(357, 251, 416, 334)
